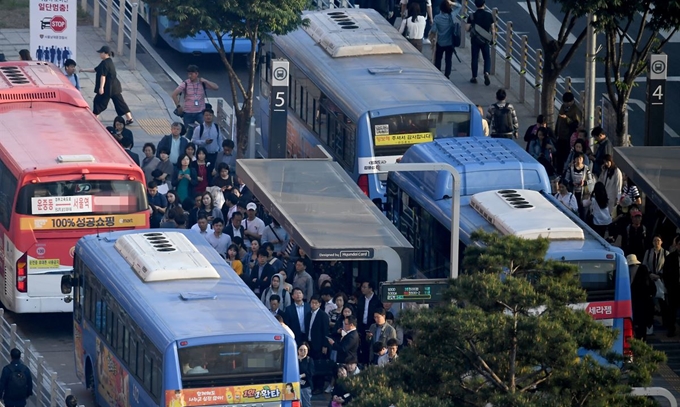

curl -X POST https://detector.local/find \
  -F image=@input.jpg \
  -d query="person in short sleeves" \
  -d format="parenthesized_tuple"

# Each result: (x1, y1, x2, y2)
(81, 45, 133, 123)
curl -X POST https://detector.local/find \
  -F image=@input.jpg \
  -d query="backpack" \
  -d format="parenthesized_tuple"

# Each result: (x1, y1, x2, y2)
(407, 0, 428, 16)
(198, 123, 219, 139)
(492, 103, 514, 135)
(449, 14, 461, 47)
(4, 365, 28, 400)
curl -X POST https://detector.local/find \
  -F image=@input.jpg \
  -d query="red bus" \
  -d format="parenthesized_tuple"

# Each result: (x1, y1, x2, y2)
(0, 61, 149, 313)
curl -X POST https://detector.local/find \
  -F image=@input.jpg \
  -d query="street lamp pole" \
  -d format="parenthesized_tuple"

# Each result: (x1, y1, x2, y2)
(377, 163, 461, 279)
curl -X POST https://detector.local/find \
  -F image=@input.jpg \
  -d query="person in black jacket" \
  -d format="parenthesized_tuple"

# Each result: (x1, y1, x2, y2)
(356, 281, 383, 364)
(0, 348, 33, 407)
(249, 248, 275, 296)
(327, 315, 360, 366)
(329, 365, 353, 407)
(297, 343, 315, 407)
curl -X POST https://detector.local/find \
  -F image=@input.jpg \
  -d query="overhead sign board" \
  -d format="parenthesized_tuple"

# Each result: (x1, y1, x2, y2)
(380, 279, 449, 303)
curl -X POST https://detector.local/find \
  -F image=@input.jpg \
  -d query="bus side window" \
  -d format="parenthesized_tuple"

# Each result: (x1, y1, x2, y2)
(0, 161, 17, 229)
(129, 337, 138, 375)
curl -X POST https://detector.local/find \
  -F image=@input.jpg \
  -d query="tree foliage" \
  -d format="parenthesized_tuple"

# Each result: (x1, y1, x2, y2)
(345, 231, 665, 406)
(145, 0, 308, 155)
(594, 0, 680, 146)
(521, 0, 610, 128)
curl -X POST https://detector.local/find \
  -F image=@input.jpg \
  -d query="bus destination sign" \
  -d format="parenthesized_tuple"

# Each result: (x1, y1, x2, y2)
(380, 279, 449, 303)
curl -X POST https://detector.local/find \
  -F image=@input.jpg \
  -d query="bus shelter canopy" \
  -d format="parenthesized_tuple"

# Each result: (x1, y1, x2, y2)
(614, 146, 680, 228)
(236, 159, 413, 280)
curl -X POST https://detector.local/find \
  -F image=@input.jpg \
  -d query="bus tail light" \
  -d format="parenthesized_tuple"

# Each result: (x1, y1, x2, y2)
(623, 317, 633, 358)
(357, 175, 369, 196)
(16, 253, 28, 293)
(291, 400, 301, 407)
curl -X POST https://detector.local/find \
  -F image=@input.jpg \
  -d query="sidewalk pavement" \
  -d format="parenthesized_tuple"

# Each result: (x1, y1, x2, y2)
(0, 26, 178, 158)
(1, 22, 679, 405)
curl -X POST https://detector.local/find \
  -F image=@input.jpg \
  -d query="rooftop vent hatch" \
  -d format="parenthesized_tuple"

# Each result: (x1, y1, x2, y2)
(302, 10, 403, 58)
(114, 232, 220, 282)
(57, 154, 96, 163)
(470, 189, 585, 241)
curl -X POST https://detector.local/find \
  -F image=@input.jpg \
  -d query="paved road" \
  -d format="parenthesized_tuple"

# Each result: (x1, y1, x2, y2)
(485, 0, 680, 146)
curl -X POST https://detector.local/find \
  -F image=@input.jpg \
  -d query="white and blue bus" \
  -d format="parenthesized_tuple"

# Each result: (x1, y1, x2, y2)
(259, 8, 485, 203)
(62, 230, 301, 407)
(386, 138, 634, 356)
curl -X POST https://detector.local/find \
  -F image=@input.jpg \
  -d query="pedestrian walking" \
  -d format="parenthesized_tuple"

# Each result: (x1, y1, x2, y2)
(429, 0, 459, 78)
(466, 0, 494, 85)
(80, 45, 134, 124)
(399, 3, 427, 51)
(485, 89, 519, 139)
(0, 348, 33, 407)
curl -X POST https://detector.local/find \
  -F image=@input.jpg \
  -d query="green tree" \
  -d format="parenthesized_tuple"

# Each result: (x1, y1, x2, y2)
(145, 0, 307, 155)
(594, 0, 680, 146)
(345, 231, 665, 406)
(521, 0, 603, 128)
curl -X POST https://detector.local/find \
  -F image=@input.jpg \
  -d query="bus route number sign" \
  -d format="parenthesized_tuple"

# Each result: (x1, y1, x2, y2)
(380, 279, 449, 303)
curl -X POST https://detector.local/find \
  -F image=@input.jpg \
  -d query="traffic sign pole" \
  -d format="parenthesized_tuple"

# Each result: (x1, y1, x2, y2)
(644, 54, 667, 146)
(269, 59, 289, 159)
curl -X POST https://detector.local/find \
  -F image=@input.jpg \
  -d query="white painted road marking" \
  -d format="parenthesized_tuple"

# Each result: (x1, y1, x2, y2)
(516, 2, 577, 44)
(628, 98, 680, 138)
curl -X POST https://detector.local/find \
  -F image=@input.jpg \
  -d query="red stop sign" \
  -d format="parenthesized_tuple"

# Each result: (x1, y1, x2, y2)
(50, 16, 67, 33)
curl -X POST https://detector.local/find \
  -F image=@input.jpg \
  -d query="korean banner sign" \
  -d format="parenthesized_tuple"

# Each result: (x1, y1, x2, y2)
(30, 0, 77, 67)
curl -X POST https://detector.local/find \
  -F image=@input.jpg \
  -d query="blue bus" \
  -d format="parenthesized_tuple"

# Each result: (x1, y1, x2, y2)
(258, 8, 485, 202)
(140, 1, 252, 54)
(385, 138, 633, 356)
(62, 230, 301, 407)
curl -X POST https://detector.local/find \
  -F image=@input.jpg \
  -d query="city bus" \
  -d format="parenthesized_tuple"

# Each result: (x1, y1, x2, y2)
(0, 61, 149, 313)
(258, 8, 485, 203)
(137, 1, 252, 54)
(61, 230, 301, 407)
(385, 138, 633, 356)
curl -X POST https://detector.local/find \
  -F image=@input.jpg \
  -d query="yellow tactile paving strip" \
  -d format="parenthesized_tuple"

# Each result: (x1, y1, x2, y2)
(136, 118, 171, 136)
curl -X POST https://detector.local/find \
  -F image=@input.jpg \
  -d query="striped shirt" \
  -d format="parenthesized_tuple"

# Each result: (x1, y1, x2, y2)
(175, 79, 206, 114)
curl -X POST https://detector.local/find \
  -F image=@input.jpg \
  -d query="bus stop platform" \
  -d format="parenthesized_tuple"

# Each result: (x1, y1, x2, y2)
(236, 159, 413, 282)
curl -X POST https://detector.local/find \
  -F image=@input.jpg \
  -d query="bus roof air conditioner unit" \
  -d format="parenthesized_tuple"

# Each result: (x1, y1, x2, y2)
(470, 189, 585, 240)
(114, 232, 220, 282)
(302, 10, 403, 58)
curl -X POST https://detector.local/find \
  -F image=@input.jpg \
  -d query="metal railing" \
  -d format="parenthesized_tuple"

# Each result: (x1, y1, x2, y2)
(459, 0, 602, 123)
(91, 0, 140, 68)
(0, 309, 70, 407)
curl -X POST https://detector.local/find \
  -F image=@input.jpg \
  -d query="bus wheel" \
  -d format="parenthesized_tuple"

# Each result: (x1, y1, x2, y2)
(86, 360, 95, 394)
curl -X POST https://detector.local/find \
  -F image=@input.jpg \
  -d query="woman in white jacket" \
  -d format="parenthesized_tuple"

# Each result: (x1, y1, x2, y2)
(598, 154, 622, 214)
(399, 3, 427, 51)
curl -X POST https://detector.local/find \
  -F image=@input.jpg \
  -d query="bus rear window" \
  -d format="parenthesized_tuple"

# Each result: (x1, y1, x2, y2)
(567, 260, 617, 302)
(179, 342, 284, 388)
(371, 112, 470, 156)
(16, 180, 147, 216)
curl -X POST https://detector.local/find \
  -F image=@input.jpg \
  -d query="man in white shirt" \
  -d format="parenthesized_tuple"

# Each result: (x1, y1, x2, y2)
(63, 59, 80, 90)
(205, 218, 231, 258)
(191, 213, 213, 236)
(244, 202, 265, 246)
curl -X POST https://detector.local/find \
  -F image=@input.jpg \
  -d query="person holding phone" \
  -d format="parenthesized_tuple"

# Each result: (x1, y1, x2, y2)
(192, 108, 222, 165)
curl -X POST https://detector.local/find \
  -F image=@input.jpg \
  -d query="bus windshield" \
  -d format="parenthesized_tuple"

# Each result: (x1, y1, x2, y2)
(16, 180, 147, 216)
(371, 112, 470, 156)
(567, 260, 616, 303)
(179, 342, 285, 388)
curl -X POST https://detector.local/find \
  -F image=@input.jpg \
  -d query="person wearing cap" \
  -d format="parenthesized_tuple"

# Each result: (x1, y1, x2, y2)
(243, 202, 265, 247)
(80, 45, 134, 124)
(622, 208, 647, 261)
(627, 254, 641, 284)
(172, 65, 219, 139)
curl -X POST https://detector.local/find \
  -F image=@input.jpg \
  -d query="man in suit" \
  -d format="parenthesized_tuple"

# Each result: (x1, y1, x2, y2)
(121, 138, 140, 166)
(662, 235, 680, 337)
(156, 122, 189, 165)
(224, 212, 245, 242)
(250, 248, 275, 296)
(305, 295, 330, 393)
(356, 280, 383, 364)
(327, 315, 360, 366)
(284, 288, 311, 347)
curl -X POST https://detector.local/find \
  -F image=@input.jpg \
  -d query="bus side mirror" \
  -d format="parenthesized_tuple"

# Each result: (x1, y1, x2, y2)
(61, 274, 73, 294)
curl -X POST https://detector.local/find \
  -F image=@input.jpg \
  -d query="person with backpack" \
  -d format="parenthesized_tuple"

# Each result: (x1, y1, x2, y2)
(466, 0, 494, 85)
(172, 65, 219, 139)
(428, 0, 461, 78)
(485, 89, 519, 139)
(192, 108, 223, 165)
(0, 348, 32, 407)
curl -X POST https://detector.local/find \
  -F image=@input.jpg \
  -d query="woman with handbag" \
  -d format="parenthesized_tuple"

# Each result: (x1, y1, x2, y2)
(399, 3, 427, 51)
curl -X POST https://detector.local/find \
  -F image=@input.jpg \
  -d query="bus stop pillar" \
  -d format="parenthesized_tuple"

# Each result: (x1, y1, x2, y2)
(378, 163, 461, 279)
